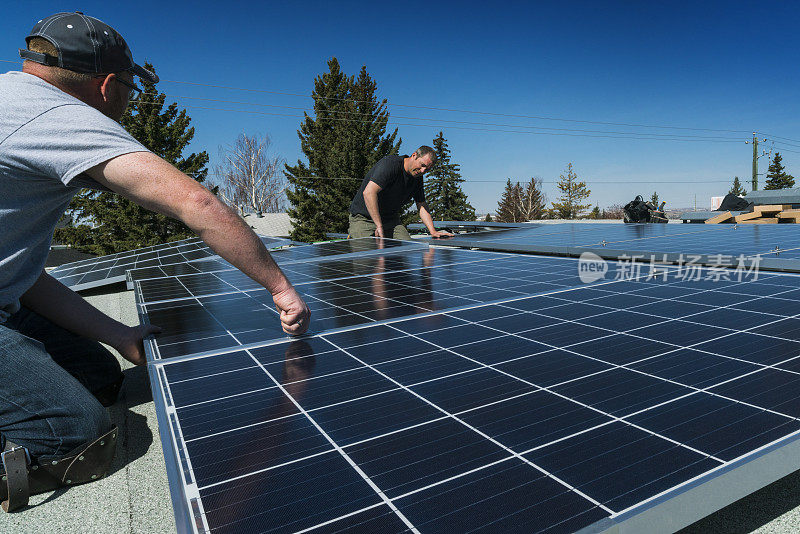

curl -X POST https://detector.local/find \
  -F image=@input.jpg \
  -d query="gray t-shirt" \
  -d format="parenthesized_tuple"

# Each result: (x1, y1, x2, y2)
(0, 71, 148, 322)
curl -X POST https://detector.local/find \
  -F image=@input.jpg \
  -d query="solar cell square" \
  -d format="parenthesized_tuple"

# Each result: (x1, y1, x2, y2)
(458, 389, 613, 451)
(524, 422, 722, 512)
(624, 393, 800, 461)
(551, 367, 695, 417)
(198, 453, 384, 534)
(495, 350, 615, 386)
(409, 368, 538, 414)
(346, 418, 509, 499)
(707, 368, 800, 418)
(310, 389, 443, 446)
(394, 459, 609, 533)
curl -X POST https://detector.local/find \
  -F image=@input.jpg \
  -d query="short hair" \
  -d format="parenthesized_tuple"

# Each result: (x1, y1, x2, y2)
(25, 37, 96, 87)
(414, 145, 437, 163)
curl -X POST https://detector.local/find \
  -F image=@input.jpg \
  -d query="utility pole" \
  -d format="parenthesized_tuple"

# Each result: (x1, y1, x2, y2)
(745, 133, 769, 191)
(744, 133, 759, 191)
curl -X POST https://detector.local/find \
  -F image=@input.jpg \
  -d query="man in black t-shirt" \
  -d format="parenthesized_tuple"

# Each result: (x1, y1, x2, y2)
(348, 146, 453, 240)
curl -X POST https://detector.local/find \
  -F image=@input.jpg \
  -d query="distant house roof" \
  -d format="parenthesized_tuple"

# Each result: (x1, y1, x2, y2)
(242, 212, 293, 237)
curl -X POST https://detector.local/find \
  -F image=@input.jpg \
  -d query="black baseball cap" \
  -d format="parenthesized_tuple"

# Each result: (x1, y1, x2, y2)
(18, 12, 158, 84)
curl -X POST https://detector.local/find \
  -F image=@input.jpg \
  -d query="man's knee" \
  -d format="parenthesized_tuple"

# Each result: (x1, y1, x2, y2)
(348, 214, 376, 238)
(44, 397, 112, 459)
(392, 224, 412, 240)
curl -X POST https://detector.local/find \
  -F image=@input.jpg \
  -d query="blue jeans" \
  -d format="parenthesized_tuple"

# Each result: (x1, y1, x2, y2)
(0, 307, 120, 459)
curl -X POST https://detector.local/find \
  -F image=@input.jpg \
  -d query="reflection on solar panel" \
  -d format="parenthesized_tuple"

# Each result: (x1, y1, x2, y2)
(408, 220, 529, 231)
(50, 236, 289, 291)
(137, 237, 800, 533)
(126, 236, 425, 288)
(435, 222, 800, 272)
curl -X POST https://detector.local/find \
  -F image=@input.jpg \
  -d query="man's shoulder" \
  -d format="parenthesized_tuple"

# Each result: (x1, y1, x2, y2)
(0, 72, 102, 139)
(373, 154, 405, 174)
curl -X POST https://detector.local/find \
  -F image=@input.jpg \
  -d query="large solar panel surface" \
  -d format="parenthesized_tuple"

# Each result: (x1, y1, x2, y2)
(434, 223, 800, 272)
(50, 235, 289, 291)
(136, 237, 800, 533)
(127, 237, 425, 287)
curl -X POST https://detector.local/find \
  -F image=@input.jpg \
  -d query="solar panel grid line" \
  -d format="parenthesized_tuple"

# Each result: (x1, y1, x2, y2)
(504, 276, 800, 380)
(435, 223, 800, 271)
(128, 237, 429, 285)
(156, 302, 764, 532)
(177, 249, 502, 303)
(606, 428, 800, 519)
(152, 316, 800, 528)
(130, 245, 800, 532)
(52, 236, 289, 291)
(320, 335, 616, 513)
(150, 274, 788, 504)
(228, 345, 421, 532)
(374, 323, 731, 464)
(138, 258, 673, 365)
(141, 260, 780, 376)
(48, 236, 203, 272)
(132, 248, 506, 307)
(490, 279, 800, 380)
(139, 261, 646, 364)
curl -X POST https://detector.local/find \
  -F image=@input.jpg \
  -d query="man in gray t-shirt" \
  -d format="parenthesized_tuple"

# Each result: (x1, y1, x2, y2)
(0, 12, 310, 512)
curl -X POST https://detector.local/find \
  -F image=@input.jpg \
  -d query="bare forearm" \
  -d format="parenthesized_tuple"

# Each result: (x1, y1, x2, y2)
(179, 195, 292, 295)
(364, 191, 383, 231)
(20, 271, 129, 346)
(419, 204, 437, 234)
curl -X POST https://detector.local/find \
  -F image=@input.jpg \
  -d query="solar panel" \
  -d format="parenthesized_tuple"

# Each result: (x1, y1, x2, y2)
(408, 220, 530, 231)
(434, 223, 800, 272)
(126, 236, 425, 288)
(140, 249, 800, 533)
(50, 235, 289, 291)
(135, 245, 609, 361)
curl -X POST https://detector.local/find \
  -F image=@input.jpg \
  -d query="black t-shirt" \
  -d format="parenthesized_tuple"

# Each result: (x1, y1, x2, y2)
(349, 155, 425, 218)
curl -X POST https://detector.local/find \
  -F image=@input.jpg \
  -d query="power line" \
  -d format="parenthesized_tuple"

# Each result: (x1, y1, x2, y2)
(159, 78, 753, 135)
(129, 95, 744, 140)
(192, 172, 736, 184)
(127, 98, 744, 143)
(1, 57, 756, 136)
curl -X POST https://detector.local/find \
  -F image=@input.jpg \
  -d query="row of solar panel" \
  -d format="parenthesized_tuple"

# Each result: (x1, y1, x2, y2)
(127, 237, 800, 533)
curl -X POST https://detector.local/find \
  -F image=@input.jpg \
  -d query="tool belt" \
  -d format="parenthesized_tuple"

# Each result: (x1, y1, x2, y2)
(1, 425, 118, 512)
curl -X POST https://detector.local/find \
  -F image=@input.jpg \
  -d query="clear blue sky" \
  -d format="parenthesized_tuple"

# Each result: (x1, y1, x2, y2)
(4, 1, 800, 212)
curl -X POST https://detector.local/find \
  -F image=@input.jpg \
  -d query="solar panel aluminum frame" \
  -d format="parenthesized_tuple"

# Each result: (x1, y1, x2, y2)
(146, 347, 209, 534)
(577, 430, 800, 533)
(433, 239, 800, 274)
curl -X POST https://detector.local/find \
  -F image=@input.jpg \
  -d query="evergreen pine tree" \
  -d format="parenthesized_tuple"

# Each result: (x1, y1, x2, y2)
(589, 205, 601, 219)
(55, 64, 209, 254)
(495, 179, 524, 222)
(484, 213, 493, 222)
(650, 192, 659, 206)
(729, 176, 746, 196)
(764, 153, 795, 190)
(285, 59, 400, 241)
(551, 163, 591, 219)
(424, 132, 476, 221)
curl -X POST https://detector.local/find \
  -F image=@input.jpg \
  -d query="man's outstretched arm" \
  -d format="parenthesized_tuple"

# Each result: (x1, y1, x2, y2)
(417, 201, 453, 238)
(362, 180, 385, 238)
(20, 271, 160, 365)
(84, 151, 310, 335)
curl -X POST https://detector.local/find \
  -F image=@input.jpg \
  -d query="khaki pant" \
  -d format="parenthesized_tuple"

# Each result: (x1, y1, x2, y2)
(348, 213, 412, 240)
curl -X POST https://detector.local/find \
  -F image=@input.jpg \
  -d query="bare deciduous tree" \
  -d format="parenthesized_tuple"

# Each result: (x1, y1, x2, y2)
(216, 133, 286, 214)
(518, 177, 547, 220)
